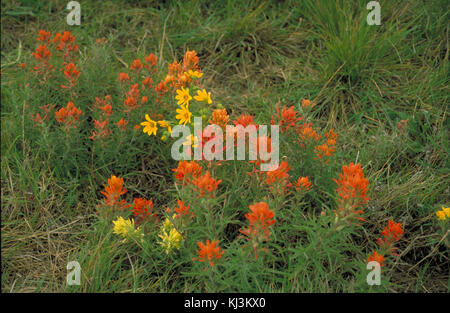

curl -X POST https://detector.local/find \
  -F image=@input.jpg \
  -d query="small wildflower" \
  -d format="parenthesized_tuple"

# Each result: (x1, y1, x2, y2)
(175, 87, 192, 106)
(176, 104, 192, 125)
(194, 240, 224, 267)
(194, 89, 212, 104)
(141, 114, 158, 136)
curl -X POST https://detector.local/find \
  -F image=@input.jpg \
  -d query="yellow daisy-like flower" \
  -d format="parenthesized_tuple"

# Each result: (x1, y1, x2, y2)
(175, 104, 192, 125)
(436, 210, 446, 221)
(442, 206, 450, 218)
(183, 134, 199, 148)
(194, 89, 212, 104)
(186, 70, 203, 79)
(141, 114, 158, 136)
(157, 120, 172, 134)
(175, 87, 192, 106)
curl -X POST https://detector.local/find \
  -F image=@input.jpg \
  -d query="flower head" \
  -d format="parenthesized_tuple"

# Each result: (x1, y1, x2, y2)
(141, 114, 158, 136)
(113, 216, 143, 243)
(176, 104, 192, 125)
(192, 171, 222, 198)
(295, 176, 312, 191)
(100, 175, 128, 209)
(159, 215, 183, 254)
(368, 251, 385, 267)
(194, 89, 212, 104)
(172, 161, 203, 184)
(175, 87, 192, 106)
(194, 240, 224, 267)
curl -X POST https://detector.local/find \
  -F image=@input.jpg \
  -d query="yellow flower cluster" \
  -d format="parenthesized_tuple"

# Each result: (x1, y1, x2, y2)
(113, 216, 144, 243)
(159, 214, 183, 254)
(436, 206, 450, 221)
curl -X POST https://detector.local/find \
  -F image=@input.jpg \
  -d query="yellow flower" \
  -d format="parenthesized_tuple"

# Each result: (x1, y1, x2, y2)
(436, 210, 446, 221)
(175, 87, 192, 106)
(141, 114, 158, 136)
(442, 206, 450, 218)
(194, 89, 212, 104)
(159, 214, 183, 254)
(183, 134, 199, 148)
(113, 216, 134, 237)
(157, 120, 172, 134)
(176, 104, 192, 125)
(186, 70, 203, 79)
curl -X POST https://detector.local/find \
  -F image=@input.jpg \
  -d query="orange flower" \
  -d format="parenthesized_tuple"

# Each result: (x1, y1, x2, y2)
(99, 103, 112, 116)
(172, 161, 203, 184)
(100, 175, 128, 209)
(132, 198, 157, 223)
(271, 104, 302, 133)
(174, 200, 194, 218)
(130, 59, 143, 71)
(182, 50, 199, 72)
(233, 114, 256, 128)
(301, 98, 311, 107)
(295, 176, 312, 191)
(377, 220, 404, 252)
(194, 240, 224, 266)
(334, 162, 369, 206)
(144, 53, 157, 70)
(37, 29, 51, 42)
(32, 45, 52, 60)
(116, 118, 128, 131)
(265, 161, 292, 191)
(119, 72, 130, 82)
(368, 251, 385, 267)
(297, 123, 320, 142)
(141, 96, 148, 103)
(142, 77, 153, 88)
(192, 171, 222, 198)
(239, 202, 275, 242)
(209, 109, 229, 130)
(55, 101, 82, 127)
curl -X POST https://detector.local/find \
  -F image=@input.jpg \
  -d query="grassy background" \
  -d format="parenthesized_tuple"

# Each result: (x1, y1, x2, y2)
(1, 0, 449, 292)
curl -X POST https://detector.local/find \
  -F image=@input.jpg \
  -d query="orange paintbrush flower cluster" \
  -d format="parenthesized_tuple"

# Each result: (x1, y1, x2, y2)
(264, 161, 292, 193)
(100, 175, 129, 210)
(132, 198, 158, 224)
(172, 161, 221, 197)
(333, 162, 369, 222)
(61, 62, 80, 89)
(271, 104, 303, 133)
(54, 101, 83, 130)
(295, 176, 312, 191)
(239, 201, 275, 259)
(368, 220, 404, 266)
(194, 240, 224, 267)
(209, 108, 230, 131)
(31, 30, 79, 82)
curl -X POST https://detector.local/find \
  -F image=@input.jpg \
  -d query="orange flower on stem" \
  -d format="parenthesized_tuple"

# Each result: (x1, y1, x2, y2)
(194, 240, 224, 267)
(265, 161, 292, 193)
(368, 251, 385, 267)
(192, 171, 222, 198)
(55, 101, 82, 129)
(119, 72, 130, 82)
(100, 175, 129, 210)
(116, 118, 128, 131)
(174, 200, 194, 219)
(295, 176, 312, 191)
(239, 202, 275, 259)
(333, 162, 369, 223)
(132, 198, 157, 224)
(377, 220, 404, 255)
(271, 104, 302, 133)
(172, 161, 203, 184)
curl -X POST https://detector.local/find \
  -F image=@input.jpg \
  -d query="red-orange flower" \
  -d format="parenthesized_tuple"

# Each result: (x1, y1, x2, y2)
(368, 251, 385, 267)
(295, 176, 312, 191)
(209, 109, 230, 130)
(271, 104, 302, 133)
(192, 171, 222, 198)
(144, 53, 157, 70)
(132, 198, 157, 223)
(334, 162, 369, 209)
(174, 200, 194, 218)
(172, 161, 203, 184)
(194, 240, 224, 266)
(37, 30, 51, 42)
(100, 175, 128, 209)
(119, 72, 130, 82)
(116, 118, 128, 131)
(182, 50, 199, 72)
(265, 161, 292, 192)
(32, 45, 52, 60)
(240, 202, 275, 241)
(233, 114, 256, 128)
(130, 59, 143, 71)
(142, 77, 153, 88)
(377, 220, 404, 254)
(55, 101, 82, 127)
